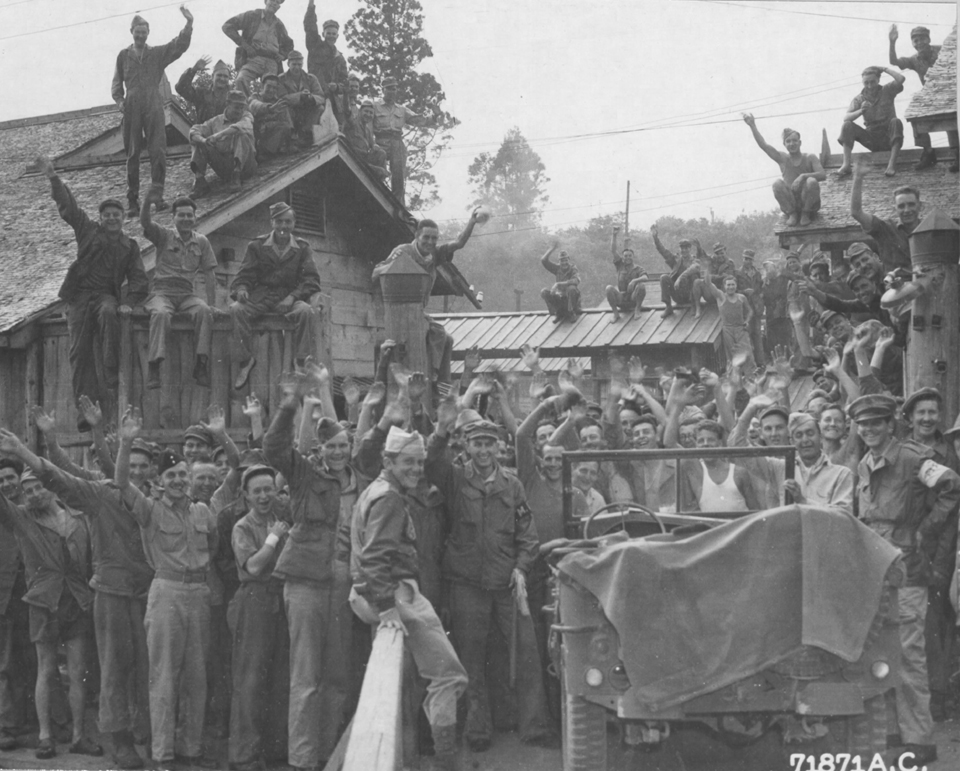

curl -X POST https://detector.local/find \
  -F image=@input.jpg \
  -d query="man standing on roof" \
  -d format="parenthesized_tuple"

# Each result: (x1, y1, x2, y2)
(189, 90, 258, 196)
(37, 156, 148, 433)
(372, 214, 481, 388)
(277, 51, 325, 148)
(303, 2, 349, 124)
(605, 226, 647, 322)
(743, 115, 825, 227)
(836, 65, 906, 178)
(140, 191, 217, 391)
(230, 202, 323, 390)
(539, 242, 582, 323)
(374, 75, 436, 203)
(344, 99, 388, 174)
(112, 8, 194, 218)
(176, 57, 233, 124)
(850, 393, 960, 767)
(223, 0, 294, 97)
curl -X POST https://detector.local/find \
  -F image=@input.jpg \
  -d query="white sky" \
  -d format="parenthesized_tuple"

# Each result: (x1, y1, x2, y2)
(0, 1, 956, 230)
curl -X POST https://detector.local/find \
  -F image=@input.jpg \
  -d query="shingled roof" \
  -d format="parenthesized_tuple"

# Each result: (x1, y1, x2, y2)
(0, 104, 477, 336)
(906, 27, 957, 121)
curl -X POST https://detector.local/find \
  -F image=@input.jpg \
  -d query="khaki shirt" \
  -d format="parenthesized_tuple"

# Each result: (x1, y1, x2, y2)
(373, 101, 416, 134)
(144, 224, 217, 296)
(122, 486, 217, 573)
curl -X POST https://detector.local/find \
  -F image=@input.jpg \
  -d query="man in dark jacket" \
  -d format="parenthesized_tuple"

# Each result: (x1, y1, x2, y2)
(112, 8, 193, 217)
(851, 394, 960, 766)
(223, 0, 293, 96)
(426, 410, 555, 752)
(303, 2, 349, 124)
(38, 156, 148, 432)
(176, 57, 232, 124)
(229, 202, 323, 389)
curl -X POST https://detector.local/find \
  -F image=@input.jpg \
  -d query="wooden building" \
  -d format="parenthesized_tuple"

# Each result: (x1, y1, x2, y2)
(0, 102, 477, 450)
(774, 28, 959, 260)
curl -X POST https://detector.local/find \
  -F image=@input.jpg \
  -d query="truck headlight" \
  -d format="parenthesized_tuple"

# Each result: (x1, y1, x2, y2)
(871, 660, 890, 680)
(585, 668, 604, 687)
(609, 663, 631, 691)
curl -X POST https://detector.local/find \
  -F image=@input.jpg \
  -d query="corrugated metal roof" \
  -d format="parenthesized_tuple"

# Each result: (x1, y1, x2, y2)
(906, 27, 957, 121)
(450, 357, 590, 375)
(435, 306, 721, 356)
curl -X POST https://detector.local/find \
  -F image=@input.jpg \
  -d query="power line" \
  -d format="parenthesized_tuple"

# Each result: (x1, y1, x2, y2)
(683, 0, 954, 26)
(0, 0, 36, 10)
(0, 0, 193, 41)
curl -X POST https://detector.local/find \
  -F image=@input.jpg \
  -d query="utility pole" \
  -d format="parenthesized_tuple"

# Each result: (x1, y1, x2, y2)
(514, 289, 524, 312)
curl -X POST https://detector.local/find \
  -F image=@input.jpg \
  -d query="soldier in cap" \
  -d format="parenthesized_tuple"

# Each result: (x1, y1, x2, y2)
(177, 57, 233, 124)
(114, 410, 220, 768)
(374, 75, 436, 202)
(229, 202, 323, 390)
(183, 424, 215, 465)
(426, 410, 556, 752)
(851, 165, 923, 273)
(739, 249, 766, 364)
(650, 225, 704, 316)
(539, 242, 582, 323)
(277, 50, 325, 146)
(605, 226, 648, 322)
(189, 90, 258, 196)
(248, 74, 294, 156)
(743, 115, 825, 227)
(35, 156, 148, 432)
(836, 65, 906, 178)
(304, 2, 349, 124)
(849, 394, 960, 763)
(112, 7, 193, 217)
(344, 98, 388, 173)
(223, 0, 294, 97)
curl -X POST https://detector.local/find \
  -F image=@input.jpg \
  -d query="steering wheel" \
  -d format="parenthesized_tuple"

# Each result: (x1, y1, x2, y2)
(582, 501, 667, 539)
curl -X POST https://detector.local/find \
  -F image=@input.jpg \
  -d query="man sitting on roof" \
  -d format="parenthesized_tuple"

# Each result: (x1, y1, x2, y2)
(836, 65, 906, 178)
(189, 90, 258, 197)
(230, 202, 323, 390)
(743, 115, 825, 227)
(248, 75, 294, 157)
(539, 243, 581, 324)
(605, 226, 647, 322)
(278, 50, 324, 148)
(344, 99, 388, 174)
(651, 225, 700, 317)
(139, 190, 217, 391)
(889, 24, 959, 173)
(223, 0, 293, 97)
(37, 156, 148, 433)
(177, 57, 232, 125)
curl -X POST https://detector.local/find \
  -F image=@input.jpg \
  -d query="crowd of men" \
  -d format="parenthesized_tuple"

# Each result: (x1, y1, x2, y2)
(111, 1, 431, 219)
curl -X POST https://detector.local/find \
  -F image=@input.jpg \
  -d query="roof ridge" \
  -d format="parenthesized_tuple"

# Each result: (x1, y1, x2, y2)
(0, 105, 117, 131)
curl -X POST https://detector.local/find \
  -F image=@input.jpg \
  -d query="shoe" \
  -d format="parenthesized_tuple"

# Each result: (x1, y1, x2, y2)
(192, 176, 211, 198)
(661, 306, 674, 317)
(0, 729, 16, 750)
(785, 213, 799, 227)
(465, 736, 491, 753)
(226, 167, 242, 194)
(113, 735, 143, 769)
(898, 744, 936, 764)
(799, 212, 812, 227)
(147, 360, 162, 390)
(70, 737, 104, 756)
(915, 148, 937, 170)
(834, 166, 852, 179)
(234, 358, 256, 390)
(193, 355, 210, 388)
(35, 738, 56, 759)
(126, 201, 140, 219)
(430, 724, 459, 771)
(950, 159, 959, 173)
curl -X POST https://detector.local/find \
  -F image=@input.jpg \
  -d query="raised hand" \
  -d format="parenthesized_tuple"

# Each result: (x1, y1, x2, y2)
(699, 368, 720, 388)
(242, 394, 262, 418)
(436, 394, 459, 431)
(464, 346, 481, 371)
(78, 395, 102, 428)
(389, 362, 411, 389)
(628, 355, 646, 383)
(342, 377, 360, 406)
(407, 372, 427, 401)
(519, 344, 540, 371)
(889, 23, 898, 42)
(30, 405, 56, 434)
(529, 372, 548, 401)
(35, 155, 56, 179)
(742, 112, 756, 127)
(557, 368, 574, 392)
(566, 358, 585, 381)
(180, 4, 194, 24)
(380, 339, 397, 358)
(302, 357, 331, 388)
(202, 404, 227, 435)
(193, 55, 211, 73)
(363, 381, 386, 407)
(119, 407, 142, 440)
(822, 346, 842, 374)
(0, 429, 25, 457)
(381, 398, 409, 427)
(650, 224, 658, 237)
(772, 345, 793, 379)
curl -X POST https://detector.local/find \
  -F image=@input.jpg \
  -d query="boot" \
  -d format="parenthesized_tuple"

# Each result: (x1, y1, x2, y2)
(430, 724, 459, 771)
(916, 147, 937, 170)
(111, 731, 143, 769)
(147, 360, 162, 390)
(193, 354, 210, 388)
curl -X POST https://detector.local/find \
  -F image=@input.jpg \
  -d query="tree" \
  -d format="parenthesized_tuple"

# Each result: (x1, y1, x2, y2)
(468, 127, 550, 228)
(344, 0, 459, 210)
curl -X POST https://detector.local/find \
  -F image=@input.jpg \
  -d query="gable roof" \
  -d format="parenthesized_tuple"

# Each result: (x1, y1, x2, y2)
(435, 306, 721, 358)
(906, 27, 957, 121)
(0, 106, 477, 336)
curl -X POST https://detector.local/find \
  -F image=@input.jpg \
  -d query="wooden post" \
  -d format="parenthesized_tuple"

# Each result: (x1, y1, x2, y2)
(514, 289, 523, 312)
(904, 210, 960, 427)
(118, 314, 134, 423)
(377, 251, 434, 410)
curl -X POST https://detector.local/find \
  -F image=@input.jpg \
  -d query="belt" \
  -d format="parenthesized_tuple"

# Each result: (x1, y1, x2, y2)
(155, 568, 208, 584)
(375, 130, 403, 138)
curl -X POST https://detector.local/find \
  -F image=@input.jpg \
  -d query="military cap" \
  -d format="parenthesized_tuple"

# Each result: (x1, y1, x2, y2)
(759, 404, 790, 423)
(212, 60, 230, 75)
(269, 201, 293, 219)
(99, 198, 125, 214)
(848, 394, 898, 422)
(241, 464, 276, 489)
(781, 127, 800, 142)
(238, 448, 266, 469)
(910, 26, 931, 39)
(20, 468, 39, 485)
(813, 368, 838, 383)
(454, 409, 483, 432)
(845, 242, 875, 260)
(322, 19, 340, 30)
(585, 400, 602, 413)
(678, 239, 692, 247)
(157, 449, 186, 475)
(847, 270, 872, 289)
(130, 14, 149, 31)
(861, 66, 884, 78)
(183, 424, 213, 445)
(465, 420, 500, 442)
(788, 411, 817, 435)
(130, 438, 156, 459)
(943, 413, 960, 439)
(382, 76, 398, 87)
(361, 98, 374, 108)
(784, 250, 801, 262)
(385, 426, 425, 455)
(902, 387, 942, 419)
(713, 242, 726, 252)
(287, 50, 304, 61)
(742, 249, 756, 258)
(316, 416, 348, 443)
(227, 90, 247, 105)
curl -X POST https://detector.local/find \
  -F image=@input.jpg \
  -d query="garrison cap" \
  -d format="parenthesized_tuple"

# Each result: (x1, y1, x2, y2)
(316, 417, 348, 443)
(910, 26, 931, 39)
(212, 60, 230, 75)
(847, 270, 872, 289)
(465, 420, 500, 442)
(238, 448, 266, 469)
(902, 387, 942, 419)
(269, 201, 293, 219)
(848, 394, 898, 422)
(384, 426, 425, 455)
(361, 98, 374, 108)
(846, 242, 875, 260)
(742, 249, 756, 258)
(782, 127, 800, 142)
(130, 14, 149, 31)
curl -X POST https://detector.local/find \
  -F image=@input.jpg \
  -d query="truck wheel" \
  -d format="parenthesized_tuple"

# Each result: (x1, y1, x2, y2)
(844, 693, 887, 756)
(563, 687, 607, 771)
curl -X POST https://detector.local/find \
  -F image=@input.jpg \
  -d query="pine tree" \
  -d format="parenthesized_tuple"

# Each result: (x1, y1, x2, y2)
(344, 0, 459, 210)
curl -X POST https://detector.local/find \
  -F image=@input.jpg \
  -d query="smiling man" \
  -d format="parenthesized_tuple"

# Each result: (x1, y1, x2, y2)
(743, 115, 825, 227)
(850, 393, 960, 766)
(303, 1, 348, 123)
(223, 0, 293, 97)
(836, 65, 906, 178)
(189, 90, 258, 196)
(851, 164, 922, 273)
(782, 412, 853, 516)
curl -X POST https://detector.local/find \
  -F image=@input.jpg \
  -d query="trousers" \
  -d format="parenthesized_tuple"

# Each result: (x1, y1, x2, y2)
(66, 293, 119, 409)
(375, 133, 406, 201)
(895, 586, 934, 745)
(94, 592, 149, 738)
(122, 100, 166, 203)
(144, 579, 210, 762)
(230, 298, 319, 363)
(144, 293, 213, 364)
